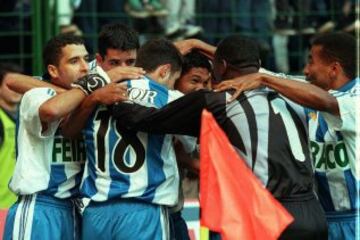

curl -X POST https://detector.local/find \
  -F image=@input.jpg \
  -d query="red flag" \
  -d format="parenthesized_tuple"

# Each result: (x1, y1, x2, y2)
(200, 110, 294, 240)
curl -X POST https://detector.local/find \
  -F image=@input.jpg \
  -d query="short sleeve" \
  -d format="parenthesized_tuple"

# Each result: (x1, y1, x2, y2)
(322, 94, 357, 133)
(20, 88, 60, 138)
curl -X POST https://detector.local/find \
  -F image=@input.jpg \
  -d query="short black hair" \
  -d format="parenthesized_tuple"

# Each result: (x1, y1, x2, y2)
(98, 23, 139, 57)
(43, 33, 85, 68)
(181, 51, 212, 76)
(135, 38, 183, 74)
(312, 32, 355, 80)
(215, 35, 260, 69)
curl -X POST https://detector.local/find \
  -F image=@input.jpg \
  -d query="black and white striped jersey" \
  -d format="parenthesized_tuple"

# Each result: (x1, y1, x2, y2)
(112, 89, 314, 199)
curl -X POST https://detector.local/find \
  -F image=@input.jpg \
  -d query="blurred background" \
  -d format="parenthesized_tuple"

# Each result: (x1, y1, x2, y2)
(0, 0, 357, 76)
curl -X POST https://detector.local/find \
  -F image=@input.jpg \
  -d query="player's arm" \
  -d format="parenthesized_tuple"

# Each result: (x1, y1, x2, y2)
(322, 93, 358, 132)
(106, 66, 145, 82)
(60, 66, 141, 138)
(5, 72, 66, 94)
(111, 90, 210, 136)
(174, 39, 216, 59)
(4, 65, 144, 95)
(39, 88, 86, 123)
(215, 72, 339, 115)
(40, 73, 117, 128)
(61, 82, 128, 138)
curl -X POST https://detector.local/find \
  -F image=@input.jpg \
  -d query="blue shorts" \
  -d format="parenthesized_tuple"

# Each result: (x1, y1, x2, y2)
(327, 210, 357, 240)
(82, 198, 169, 240)
(3, 194, 80, 240)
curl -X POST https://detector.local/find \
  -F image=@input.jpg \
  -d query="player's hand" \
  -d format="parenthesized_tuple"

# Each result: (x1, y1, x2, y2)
(71, 73, 109, 95)
(107, 66, 145, 83)
(174, 39, 215, 59)
(214, 73, 264, 102)
(92, 82, 128, 105)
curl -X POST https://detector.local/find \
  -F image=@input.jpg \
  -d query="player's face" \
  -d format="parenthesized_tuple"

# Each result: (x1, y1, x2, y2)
(98, 48, 137, 71)
(52, 44, 89, 88)
(303, 45, 333, 90)
(0, 78, 21, 106)
(175, 67, 211, 94)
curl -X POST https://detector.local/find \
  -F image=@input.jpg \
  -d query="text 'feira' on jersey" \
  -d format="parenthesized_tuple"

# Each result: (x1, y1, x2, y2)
(52, 135, 86, 164)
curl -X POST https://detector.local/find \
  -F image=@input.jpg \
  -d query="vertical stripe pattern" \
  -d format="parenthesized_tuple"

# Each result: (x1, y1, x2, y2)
(81, 77, 180, 205)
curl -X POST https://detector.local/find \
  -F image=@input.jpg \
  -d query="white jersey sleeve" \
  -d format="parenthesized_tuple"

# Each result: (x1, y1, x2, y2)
(21, 88, 60, 138)
(9, 87, 61, 195)
(322, 94, 357, 132)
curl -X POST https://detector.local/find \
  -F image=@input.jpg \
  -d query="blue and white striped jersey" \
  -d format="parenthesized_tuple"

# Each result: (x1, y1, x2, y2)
(308, 78, 360, 212)
(81, 76, 185, 205)
(112, 88, 314, 198)
(10, 88, 84, 198)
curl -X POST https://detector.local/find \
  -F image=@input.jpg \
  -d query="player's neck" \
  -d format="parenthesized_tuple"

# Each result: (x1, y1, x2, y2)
(332, 75, 353, 90)
(224, 67, 258, 79)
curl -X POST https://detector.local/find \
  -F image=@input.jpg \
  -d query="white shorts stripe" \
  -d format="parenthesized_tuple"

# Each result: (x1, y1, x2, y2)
(160, 206, 170, 240)
(13, 195, 37, 240)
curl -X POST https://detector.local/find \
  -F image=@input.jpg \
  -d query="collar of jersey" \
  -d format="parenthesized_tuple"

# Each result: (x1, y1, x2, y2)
(336, 78, 357, 92)
(143, 75, 168, 89)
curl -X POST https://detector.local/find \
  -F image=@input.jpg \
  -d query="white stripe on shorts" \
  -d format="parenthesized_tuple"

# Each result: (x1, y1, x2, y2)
(13, 194, 37, 240)
(160, 206, 170, 240)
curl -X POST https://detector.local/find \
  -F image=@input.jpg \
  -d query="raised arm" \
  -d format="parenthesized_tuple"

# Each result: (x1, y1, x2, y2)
(5, 72, 66, 94)
(60, 66, 144, 138)
(215, 72, 339, 115)
(61, 82, 128, 138)
(111, 90, 210, 136)
(5, 66, 145, 94)
(174, 39, 216, 59)
(39, 88, 86, 123)
(106, 66, 145, 82)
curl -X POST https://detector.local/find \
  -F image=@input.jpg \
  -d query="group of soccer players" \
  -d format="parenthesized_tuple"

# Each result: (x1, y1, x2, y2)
(1, 20, 358, 240)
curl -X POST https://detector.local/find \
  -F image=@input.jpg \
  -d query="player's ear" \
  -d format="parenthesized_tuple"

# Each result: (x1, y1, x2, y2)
(159, 64, 171, 79)
(95, 53, 104, 65)
(47, 64, 59, 79)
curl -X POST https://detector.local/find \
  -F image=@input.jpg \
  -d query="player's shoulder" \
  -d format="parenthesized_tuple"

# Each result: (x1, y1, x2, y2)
(24, 87, 56, 99)
(168, 89, 183, 101)
(128, 77, 170, 96)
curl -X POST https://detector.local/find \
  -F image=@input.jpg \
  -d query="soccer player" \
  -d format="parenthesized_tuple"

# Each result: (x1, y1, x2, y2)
(61, 23, 145, 138)
(110, 35, 329, 239)
(2, 34, 126, 240)
(170, 50, 212, 240)
(175, 50, 212, 94)
(75, 38, 188, 240)
(3, 23, 144, 97)
(96, 22, 139, 70)
(215, 32, 358, 240)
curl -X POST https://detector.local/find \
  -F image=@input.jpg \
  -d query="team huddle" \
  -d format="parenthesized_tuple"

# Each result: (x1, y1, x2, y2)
(1, 22, 358, 240)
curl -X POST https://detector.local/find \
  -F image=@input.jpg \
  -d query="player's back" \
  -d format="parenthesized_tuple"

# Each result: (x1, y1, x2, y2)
(81, 76, 180, 205)
(206, 88, 314, 199)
